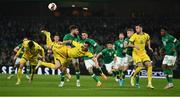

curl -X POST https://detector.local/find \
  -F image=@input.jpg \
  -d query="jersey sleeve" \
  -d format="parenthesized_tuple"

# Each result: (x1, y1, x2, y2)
(169, 34, 177, 43)
(129, 34, 136, 43)
(63, 35, 69, 41)
(85, 51, 93, 58)
(72, 41, 82, 48)
(35, 42, 45, 57)
(89, 39, 97, 47)
(146, 33, 150, 41)
(18, 44, 22, 48)
(43, 31, 53, 47)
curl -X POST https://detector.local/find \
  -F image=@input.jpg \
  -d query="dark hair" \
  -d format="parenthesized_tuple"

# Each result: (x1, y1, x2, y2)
(106, 41, 113, 45)
(28, 41, 35, 49)
(136, 24, 143, 28)
(161, 28, 167, 32)
(69, 25, 78, 31)
(81, 31, 88, 34)
(119, 32, 125, 35)
(127, 28, 134, 32)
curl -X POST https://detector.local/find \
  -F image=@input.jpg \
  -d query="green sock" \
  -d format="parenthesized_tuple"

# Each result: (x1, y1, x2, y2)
(75, 70, 80, 80)
(91, 74, 99, 82)
(167, 69, 173, 83)
(118, 70, 123, 79)
(97, 67, 103, 74)
(163, 69, 170, 83)
(11, 67, 16, 74)
(123, 71, 127, 79)
(60, 72, 65, 81)
(135, 73, 140, 84)
(26, 65, 30, 75)
(112, 70, 117, 77)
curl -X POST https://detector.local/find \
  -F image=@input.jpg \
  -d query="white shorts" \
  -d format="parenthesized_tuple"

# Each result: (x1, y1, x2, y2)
(104, 61, 116, 73)
(116, 57, 128, 66)
(15, 57, 21, 65)
(84, 59, 96, 69)
(126, 54, 133, 63)
(162, 55, 177, 66)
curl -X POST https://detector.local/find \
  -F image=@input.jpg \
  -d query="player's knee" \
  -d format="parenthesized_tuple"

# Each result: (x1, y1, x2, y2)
(137, 62, 143, 67)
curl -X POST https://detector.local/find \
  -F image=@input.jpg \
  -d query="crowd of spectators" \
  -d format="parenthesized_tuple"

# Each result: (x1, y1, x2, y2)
(0, 15, 179, 70)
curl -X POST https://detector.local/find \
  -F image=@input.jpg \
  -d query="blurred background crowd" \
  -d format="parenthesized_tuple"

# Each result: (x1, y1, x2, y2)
(0, 0, 179, 70)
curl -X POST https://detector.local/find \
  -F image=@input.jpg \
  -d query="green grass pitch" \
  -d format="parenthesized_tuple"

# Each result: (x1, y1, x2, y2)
(0, 74, 180, 96)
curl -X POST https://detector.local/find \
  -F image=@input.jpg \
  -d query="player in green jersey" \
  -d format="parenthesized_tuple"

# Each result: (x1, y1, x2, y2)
(63, 25, 81, 87)
(160, 29, 179, 89)
(96, 42, 117, 81)
(114, 33, 128, 86)
(81, 32, 107, 87)
(7, 38, 30, 80)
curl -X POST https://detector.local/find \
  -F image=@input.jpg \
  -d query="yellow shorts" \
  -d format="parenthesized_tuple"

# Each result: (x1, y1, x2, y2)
(55, 56, 72, 66)
(20, 53, 38, 66)
(132, 52, 151, 64)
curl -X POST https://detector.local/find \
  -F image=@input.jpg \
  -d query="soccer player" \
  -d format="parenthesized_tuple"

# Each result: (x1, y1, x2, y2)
(129, 24, 154, 89)
(37, 39, 95, 87)
(40, 30, 71, 81)
(14, 40, 45, 85)
(63, 25, 81, 87)
(7, 38, 30, 80)
(96, 42, 117, 80)
(114, 33, 128, 86)
(125, 28, 140, 88)
(160, 29, 179, 89)
(81, 32, 107, 87)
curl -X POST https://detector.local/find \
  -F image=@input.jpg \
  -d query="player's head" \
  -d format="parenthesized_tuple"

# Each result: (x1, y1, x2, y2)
(23, 37, 28, 42)
(69, 25, 79, 35)
(28, 41, 35, 49)
(135, 24, 143, 33)
(53, 34, 60, 42)
(82, 41, 91, 51)
(81, 32, 88, 40)
(160, 28, 167, 36)
(127, 28, 134, 38)
(106, 42, 113, 49)
(119, 33, 125, 40)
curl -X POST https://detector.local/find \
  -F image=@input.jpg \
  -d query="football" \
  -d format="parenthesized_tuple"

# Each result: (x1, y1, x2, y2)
(48, 3, 57, 11)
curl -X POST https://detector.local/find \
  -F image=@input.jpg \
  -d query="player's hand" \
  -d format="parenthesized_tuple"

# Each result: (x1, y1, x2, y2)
(58, 42, 63, 45)
(135, 46, 140, 50)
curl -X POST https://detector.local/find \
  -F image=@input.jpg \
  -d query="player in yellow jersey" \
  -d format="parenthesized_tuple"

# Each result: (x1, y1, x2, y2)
(40, 30, 71, 81)
(129, 24, 154, 89)
(37, 36, 102, 87)
(14, 40, 45, 85)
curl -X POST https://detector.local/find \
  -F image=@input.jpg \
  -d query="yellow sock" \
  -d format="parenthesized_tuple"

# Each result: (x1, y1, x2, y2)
(41, 62, 55, 69)
(17, 68, 22, 82)
(132, 66, 142, 77)
(147, 66, 152, 85)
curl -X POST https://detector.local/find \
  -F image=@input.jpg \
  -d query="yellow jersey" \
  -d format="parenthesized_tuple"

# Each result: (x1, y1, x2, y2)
(67, 41, 93, 58)
(16, 40, 45, 58)
(129, 32, 150, 54)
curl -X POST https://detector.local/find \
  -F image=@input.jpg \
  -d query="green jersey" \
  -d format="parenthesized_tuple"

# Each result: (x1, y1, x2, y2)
(17, 44, 24, 58)
(63, 33, 81, 47)
(81, 38, 101, 60)
(124, 37, 133, 56)
(162, 33, 178, 56)
(100, 48, 116, 64)
(114, 39, 126, 57)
